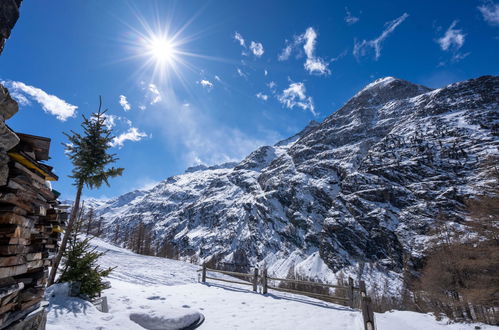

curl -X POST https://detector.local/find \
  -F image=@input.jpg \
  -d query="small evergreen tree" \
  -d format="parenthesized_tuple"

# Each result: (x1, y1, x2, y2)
(58, 234, 114, 299)
(48, 97, 124, 285)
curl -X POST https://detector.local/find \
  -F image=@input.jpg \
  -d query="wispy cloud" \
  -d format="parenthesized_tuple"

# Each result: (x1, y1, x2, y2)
(256, 92, 268, 101)
(3, 80, 77, 121)
(436, 20, 469, 63)
(147, 83, 162, 104)
(143, 87, 281, 166)
(250, 41, 264, 57)
(233, 31, 264, 58)
(353, 13, 409, 61)
(278, 27, 330, 75)
(119, 94, 131, 111)
(277, 82, 315, 115)
(478, 2, 499, 26)
(234, 32, 245, 47)
(344, 7, 360, 25)
(110, 127, 148, 148)
(237, 68, 248, 78)
(198, 79, 214, 89)
(437, 21, 465, 51)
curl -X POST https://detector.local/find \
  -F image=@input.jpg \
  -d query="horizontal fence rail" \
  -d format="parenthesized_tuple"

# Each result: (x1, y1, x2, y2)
(198, 263, 376, 330)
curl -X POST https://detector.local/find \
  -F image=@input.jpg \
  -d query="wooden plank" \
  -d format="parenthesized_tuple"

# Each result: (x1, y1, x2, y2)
(26, 260, 44, 270)
(206, 268, 254, 278)
(0, 204, 27, 216)
(0, 225, 32, 239)
(0, 244, 28, 255)
(0, 213, 31, 226)
(0, 302, 16, 315)
(266, 276, 348, 290)
(267, 285, 349, 302)
(0, 237, 29, 245)
(0, 282, 23, 299)
(25, 252, 42, 261)
(0, 255, 26, 267)
(205, 276, 253, 287)
(0, 264, 28, 278)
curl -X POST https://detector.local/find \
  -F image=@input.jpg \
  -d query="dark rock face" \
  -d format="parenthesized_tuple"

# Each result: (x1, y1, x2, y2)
(0, 0, 22, 54)
(96, 76, 499, 280)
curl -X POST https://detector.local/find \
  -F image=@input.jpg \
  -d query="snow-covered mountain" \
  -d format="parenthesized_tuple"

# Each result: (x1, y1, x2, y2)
(93, 76, 499, 285)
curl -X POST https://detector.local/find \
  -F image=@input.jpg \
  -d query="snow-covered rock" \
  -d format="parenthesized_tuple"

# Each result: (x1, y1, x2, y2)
(93, 76, 499, 287)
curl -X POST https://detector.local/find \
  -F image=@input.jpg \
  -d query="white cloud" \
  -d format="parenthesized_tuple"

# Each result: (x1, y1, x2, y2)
(250, 41, 264, 57)
(234, 32, 245, 47)
(148, 83, 162, 104)
(102, 114, 117, 129)
(256, 92, 269, 101)
(138, 105, 146, 111)
(119, 94, 131, 111)
(437, 21, 465, 51)
(142, 87, 282, 167)
(278, 27, 330, 75)
(214, 75, 222, 82)
(237, 68, 248, 78)
(3, 80, 77, 121)
(436, 20, 469, 64)
(478, 2, 499, 26)
(198, 79, 214, 89)
(264, 70, 268, 76)
(110, 127, 148, 148)
(353, 13, 409, 61)
(278, 82, 315, 115)
(344, 7, 360, 25)
(278, 44, 293, 61)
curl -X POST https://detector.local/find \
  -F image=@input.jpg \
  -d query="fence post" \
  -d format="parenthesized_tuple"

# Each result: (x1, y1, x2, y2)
(253, 267, 259, 292)
(262, 268, 268, 294)
(361, 296, 376, 330)
(202, 263, 206, 283)
(348, 277, 354, 308)
(359, 280, 366, 296)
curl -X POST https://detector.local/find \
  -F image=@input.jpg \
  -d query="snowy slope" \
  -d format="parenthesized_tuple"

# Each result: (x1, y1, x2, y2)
(92, 76, 499, 290)
(45, 238, 497, 330)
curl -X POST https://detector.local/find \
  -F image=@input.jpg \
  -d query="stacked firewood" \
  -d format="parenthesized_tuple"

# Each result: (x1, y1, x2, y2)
(0, 134, 66, 328)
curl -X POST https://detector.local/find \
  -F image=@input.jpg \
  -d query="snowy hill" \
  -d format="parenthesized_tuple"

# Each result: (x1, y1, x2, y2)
(91, 75, 499, 287)
(45, 238, 497, 330)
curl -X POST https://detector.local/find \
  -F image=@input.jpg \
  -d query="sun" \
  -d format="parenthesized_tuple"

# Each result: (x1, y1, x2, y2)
(148, 36, 176, 64)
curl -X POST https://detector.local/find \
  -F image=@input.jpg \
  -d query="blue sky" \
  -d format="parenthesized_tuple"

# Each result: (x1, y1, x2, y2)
(1, 0, 498, 200)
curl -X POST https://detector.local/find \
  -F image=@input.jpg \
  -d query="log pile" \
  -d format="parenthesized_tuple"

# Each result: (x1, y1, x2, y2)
(0, 133, 66, 329)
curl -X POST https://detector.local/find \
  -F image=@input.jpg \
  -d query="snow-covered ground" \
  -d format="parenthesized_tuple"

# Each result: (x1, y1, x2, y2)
(45, 238, 497, 330)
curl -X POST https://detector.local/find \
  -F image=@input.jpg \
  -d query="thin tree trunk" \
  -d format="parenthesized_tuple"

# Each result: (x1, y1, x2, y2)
(48, 182, 84, 286)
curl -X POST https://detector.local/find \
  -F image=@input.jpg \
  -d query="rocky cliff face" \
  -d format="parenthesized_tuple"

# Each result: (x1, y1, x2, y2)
(94, 76, 499, 284)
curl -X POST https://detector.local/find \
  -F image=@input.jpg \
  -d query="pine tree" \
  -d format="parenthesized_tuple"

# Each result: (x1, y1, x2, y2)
(48, 97, 124, 285)
(58, 232, 114, 299)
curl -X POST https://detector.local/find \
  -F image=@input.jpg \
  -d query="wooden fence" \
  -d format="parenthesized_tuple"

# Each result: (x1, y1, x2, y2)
(198, 264, 376, 330)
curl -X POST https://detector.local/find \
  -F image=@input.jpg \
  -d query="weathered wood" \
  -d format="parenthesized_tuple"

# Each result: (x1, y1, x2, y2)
(348, 277, 354, 308)
(201, 264, 206, 283)
(0, 244, 28, 255)
(0, 255, 26, 267)
(0, 213, 30, 226)
(266, 285, 349, 303)
(253, 268, 258, 292)
(205, 268, 254, 278)
(0, 264, 28, 278)
(359, 280, 366, 297)
(262, 268, 268, 294)
(0, 237, 29, 245)
(0, 302, 16, 315)
(205, 276, 252, 287)
(361, 296, 376, 330)
(266, 275, 348, 290)
(0, 281, 23, 299)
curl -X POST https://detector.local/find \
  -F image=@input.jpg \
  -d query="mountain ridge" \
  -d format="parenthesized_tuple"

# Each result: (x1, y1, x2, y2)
(91, 75, 498, 288)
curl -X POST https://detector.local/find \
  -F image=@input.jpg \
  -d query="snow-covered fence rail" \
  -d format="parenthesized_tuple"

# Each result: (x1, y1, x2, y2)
(199, 264, 259, 292)
(198, 264, 376, 329)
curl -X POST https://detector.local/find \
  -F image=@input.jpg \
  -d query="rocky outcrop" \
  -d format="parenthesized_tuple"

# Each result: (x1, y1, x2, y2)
(0, 0, 22, 55)
(95, 75, 499, 284)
